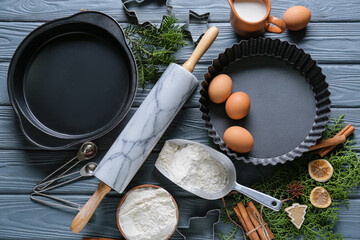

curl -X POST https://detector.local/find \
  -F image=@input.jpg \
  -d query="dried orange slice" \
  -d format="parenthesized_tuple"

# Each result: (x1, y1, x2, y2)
(310, 186, 332, 208)
(308, 159, 333, 182)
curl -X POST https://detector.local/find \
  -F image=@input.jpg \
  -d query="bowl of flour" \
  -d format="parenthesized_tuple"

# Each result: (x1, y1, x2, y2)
(116, 184, 178, 240)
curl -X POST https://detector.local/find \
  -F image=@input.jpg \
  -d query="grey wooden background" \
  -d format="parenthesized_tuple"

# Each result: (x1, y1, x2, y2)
(0, 0, 360, 239)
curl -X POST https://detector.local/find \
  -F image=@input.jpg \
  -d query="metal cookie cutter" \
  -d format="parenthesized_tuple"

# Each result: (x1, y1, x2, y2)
(122, 0, 173, 24)
(176, 209, 221, 240)
(121, 0, 211, 43)
(183, 10, 211, 45)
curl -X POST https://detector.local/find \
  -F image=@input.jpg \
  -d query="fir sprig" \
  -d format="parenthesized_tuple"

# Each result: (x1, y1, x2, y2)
(217, 226, 239, 240)
(220, 115, 360, 239)
(123, 15, 187, 88)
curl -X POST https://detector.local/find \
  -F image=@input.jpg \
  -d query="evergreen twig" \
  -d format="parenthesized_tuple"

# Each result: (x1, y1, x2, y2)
(220, 115, 360, 239)
(123, 15, 188, 88)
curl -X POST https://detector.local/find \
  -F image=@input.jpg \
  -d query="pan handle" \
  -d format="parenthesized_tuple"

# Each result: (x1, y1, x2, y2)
(69, 11, 128, 45)
(232, 182, 282, 211)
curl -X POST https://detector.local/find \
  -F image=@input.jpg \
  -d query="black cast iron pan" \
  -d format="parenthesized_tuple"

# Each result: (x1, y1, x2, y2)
(8, 11, 137, 149)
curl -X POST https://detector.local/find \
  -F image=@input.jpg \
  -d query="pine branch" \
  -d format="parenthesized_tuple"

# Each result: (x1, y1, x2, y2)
(123, 15, 188, 88)
(219, 115, 360, 239)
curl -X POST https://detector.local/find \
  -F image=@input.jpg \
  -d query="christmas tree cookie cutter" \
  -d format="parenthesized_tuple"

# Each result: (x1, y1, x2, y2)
(121, 0, 211, 43)
(122, 0, 172, 24)
(176, 209, 221, 240)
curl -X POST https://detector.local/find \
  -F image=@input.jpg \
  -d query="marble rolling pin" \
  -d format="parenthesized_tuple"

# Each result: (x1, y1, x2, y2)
(70, 26, 219, 233)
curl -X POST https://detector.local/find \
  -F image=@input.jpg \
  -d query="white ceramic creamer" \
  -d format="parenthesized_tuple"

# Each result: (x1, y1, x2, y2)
(233, 0, 267, 22)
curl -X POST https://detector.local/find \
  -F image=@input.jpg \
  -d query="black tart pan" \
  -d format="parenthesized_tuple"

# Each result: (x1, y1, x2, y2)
(200, 38, 331, 165)
(8, 11, 137, 149)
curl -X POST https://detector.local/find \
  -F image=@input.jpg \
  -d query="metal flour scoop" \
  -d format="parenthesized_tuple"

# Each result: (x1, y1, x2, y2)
(155, 139, 283, 211)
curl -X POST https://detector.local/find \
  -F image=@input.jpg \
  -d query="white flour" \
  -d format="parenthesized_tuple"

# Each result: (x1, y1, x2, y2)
(156, 142, 227, 192)
(118, 187, 177, 240)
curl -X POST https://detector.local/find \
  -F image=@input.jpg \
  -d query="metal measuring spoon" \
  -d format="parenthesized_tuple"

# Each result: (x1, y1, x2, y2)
(155, 139, 283, 211)
(35, 142, 97, 191)
(78, 142, 98, 161)
(35, 162, 97, 192)
(31, 162, 98, 211)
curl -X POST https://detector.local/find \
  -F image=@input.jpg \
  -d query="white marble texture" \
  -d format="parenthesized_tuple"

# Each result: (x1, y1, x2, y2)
(94, 63, 198, 193)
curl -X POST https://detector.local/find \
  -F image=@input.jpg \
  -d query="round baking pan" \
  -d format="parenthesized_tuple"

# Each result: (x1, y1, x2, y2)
(8, 11, 137, 149)
(200, 38, 331, 165)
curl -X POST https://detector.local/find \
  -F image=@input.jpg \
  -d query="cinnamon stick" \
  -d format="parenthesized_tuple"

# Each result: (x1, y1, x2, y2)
(317, 124, 351, 156)
(237, 202, 260, 240)
(247, 201, 274, 240)
(246, 207, 267, 240)
(234, 206, 250, 233)
(318, 124, 355, 157)
(310, 135, 346, 151)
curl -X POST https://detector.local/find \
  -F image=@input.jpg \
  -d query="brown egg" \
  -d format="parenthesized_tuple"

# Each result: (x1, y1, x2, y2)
(283, 6, 311, 31)
(223, 126, 254, 153)
(225, 92, 251, 120)
(208, 74, 232, 103)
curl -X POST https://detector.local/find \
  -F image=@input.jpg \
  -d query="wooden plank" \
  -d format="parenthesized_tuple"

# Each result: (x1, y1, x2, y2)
(175, 22, 360, 64)
(171, 0, 360, 23)
(0, 62, 7, 105)
(3, 62, 360, 108)
(0, 22, 42, 62)
(0, 0, 128, 22)
(0, 107, 358, 195)
(322, 64, 360, 108)
(0, 194, 358, 239)
(334, 200, 360, 239)
(1, 147, 359, 200)
(1, 22, 360, 65)
(0, 106, 358, 150)
(0, 106, 210, 150)
(0, 62, 195, 107)
(0, 148, 267, 195)
(0, 0, 359, 22)
(0, 194, 221, 239)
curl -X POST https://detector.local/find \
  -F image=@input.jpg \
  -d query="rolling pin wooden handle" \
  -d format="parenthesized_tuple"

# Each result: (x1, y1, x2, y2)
(182, 26, 219, 73)
(70, 182, 111, 233)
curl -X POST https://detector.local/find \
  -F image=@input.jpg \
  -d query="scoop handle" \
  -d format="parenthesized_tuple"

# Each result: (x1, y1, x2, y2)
(70, 181, 111, 233)
(233, 182, 283, 211)
(182, 26, 219, 73)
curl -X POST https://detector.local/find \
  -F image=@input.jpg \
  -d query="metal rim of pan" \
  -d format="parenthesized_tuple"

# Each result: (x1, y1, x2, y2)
(199, 38, 331, 166)
(7, 11, 138, 150)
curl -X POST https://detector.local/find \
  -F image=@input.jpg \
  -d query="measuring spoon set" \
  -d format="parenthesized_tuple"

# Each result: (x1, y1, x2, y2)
(31, 142, 98, 211)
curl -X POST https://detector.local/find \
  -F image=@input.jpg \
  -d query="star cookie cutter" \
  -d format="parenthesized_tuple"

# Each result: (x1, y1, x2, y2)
(183, 10, 211, 44)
